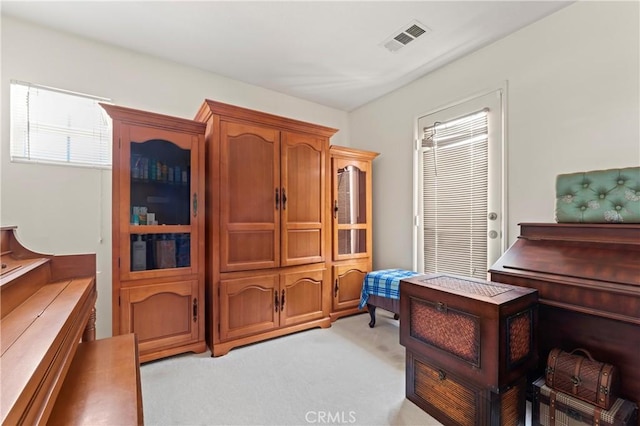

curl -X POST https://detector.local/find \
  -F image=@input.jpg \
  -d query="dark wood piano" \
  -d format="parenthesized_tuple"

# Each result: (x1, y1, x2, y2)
(490, 223, 640, 413)
(0, 226, 143, 425)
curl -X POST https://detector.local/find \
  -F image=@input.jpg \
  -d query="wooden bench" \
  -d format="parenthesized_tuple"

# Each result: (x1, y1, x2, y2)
(1, 226, 143, 425)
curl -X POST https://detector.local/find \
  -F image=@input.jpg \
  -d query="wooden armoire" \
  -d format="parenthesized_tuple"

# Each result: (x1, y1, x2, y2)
(195, 100, 338, 356)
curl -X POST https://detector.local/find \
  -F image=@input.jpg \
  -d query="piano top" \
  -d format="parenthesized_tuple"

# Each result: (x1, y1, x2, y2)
(492, 222, 640, 288)
(0, 226, 97, 424)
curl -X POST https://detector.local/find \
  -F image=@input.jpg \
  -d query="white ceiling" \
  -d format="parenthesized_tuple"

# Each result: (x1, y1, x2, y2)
(1, 1, 572, 111)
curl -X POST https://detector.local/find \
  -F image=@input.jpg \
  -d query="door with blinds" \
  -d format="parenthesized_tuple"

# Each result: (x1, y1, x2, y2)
(415, 90, 504, 280)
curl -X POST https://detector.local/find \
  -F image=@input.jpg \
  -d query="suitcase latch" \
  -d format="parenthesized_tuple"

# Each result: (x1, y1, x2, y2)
(571, 375, 582, 386)
(567, 408, 581, 421)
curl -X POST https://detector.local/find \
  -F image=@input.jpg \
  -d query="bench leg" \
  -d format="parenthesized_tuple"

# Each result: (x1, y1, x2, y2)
(367, 304, 376, 328)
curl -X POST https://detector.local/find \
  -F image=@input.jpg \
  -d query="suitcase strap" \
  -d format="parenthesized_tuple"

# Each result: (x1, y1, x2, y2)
(572, 356, 584, 395)
(593, 407, 602, 426)
(549, 390, 556, 426)
(597, 364, 612, 408)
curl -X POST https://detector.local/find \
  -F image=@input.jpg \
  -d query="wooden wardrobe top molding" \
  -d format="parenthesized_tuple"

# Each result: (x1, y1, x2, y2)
(329, 145, 379, 161)
(195, 99, 339, 138)
(101, 103, 206, 134)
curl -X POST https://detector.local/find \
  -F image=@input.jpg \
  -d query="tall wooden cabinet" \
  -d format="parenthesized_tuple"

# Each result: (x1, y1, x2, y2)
(328, 146, 379, 321)
(195, 100, 338, 356)
(103, 104, 207, 363)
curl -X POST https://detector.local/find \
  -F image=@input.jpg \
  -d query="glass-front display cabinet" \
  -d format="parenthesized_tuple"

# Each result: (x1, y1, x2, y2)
(329, 146, 379, 321)
(102, 103, 206, 362)
(335, 163, 368, 260)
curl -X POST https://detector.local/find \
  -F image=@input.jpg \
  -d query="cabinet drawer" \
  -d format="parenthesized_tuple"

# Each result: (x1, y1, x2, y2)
(407, 351, 526, 426)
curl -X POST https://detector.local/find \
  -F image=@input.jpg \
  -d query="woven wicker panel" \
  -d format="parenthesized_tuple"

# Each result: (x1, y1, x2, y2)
(414, 359, 477, 426)
(507, 310, 531, 365)
(419, 275, 513, 297)
(410, 298, 480, 366)
(500, 383, 523, 426)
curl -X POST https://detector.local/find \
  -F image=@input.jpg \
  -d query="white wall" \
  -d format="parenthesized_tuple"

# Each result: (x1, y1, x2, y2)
(349, 1, 640, 271)
(0, 16, 349, 338)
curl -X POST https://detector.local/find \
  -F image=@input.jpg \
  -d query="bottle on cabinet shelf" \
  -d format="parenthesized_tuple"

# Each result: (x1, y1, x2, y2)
(132, 235, 147, 271)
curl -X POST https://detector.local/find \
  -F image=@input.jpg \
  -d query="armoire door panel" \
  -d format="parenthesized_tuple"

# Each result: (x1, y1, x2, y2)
(331, 153, 376, 262)
(280, 268, 324, 327)
(283, 142, 323, 222)
(280, 132, 325, 266)
(225, 229, 276, 271)
(220, 121, 280, 271)
(120, 280, 199, 353)
(220, 274, 279, 340)
(284, 229, 323, 265)
(332, 262, 369, 311)
(226, 136, 277, 223)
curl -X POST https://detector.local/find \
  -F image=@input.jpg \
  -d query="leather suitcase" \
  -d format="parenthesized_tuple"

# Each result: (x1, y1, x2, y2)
(546, 348, 620, 410)
(533, 377, 638, 426)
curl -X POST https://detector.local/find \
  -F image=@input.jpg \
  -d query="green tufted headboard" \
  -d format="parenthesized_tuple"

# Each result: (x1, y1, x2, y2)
(555, 166, 640, 223)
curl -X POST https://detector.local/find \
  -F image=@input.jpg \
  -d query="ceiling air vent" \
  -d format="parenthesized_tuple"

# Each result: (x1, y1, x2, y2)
(382, 20, 431, 53)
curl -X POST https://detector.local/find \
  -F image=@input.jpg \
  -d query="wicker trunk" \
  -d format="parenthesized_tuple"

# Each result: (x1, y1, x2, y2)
(400, 273, 539, 426)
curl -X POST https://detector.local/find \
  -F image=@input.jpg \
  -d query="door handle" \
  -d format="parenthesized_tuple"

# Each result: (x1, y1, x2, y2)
(281, 188, 287, 210)
(192, 193, 198, 217)
(275, 188, 280, 210)
(192, 298, 198, 322)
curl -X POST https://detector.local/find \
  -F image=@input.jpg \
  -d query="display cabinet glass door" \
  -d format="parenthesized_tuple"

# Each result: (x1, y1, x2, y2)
(122, 130, 199, 278)
(334, 160, 369, 260)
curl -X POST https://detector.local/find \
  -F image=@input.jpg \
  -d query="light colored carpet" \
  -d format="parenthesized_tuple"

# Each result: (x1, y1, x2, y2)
(140, 311, 442, 426)
(141, 310, 532, 426)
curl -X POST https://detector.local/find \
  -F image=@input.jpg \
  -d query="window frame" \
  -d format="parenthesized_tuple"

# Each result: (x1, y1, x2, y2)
(9, 80, 113, 169)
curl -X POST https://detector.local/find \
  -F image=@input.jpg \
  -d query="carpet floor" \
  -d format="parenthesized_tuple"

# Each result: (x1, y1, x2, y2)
(140, 311, 441, 425)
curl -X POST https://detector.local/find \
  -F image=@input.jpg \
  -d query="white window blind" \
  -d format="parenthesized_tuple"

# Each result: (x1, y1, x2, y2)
(10, 81, 112, 168)
(421, 109, 488, 279)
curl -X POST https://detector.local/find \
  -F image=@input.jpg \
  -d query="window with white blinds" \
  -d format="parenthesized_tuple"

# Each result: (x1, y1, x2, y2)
(10, 81, 112, 168)
(421, 109, 489, 279)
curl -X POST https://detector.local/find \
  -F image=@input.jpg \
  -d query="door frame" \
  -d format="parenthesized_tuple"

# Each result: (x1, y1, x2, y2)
(412, 84, 508, 276)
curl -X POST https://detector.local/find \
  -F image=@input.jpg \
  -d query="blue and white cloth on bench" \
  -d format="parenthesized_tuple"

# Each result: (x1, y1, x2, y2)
(358, 269, 421, 309)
